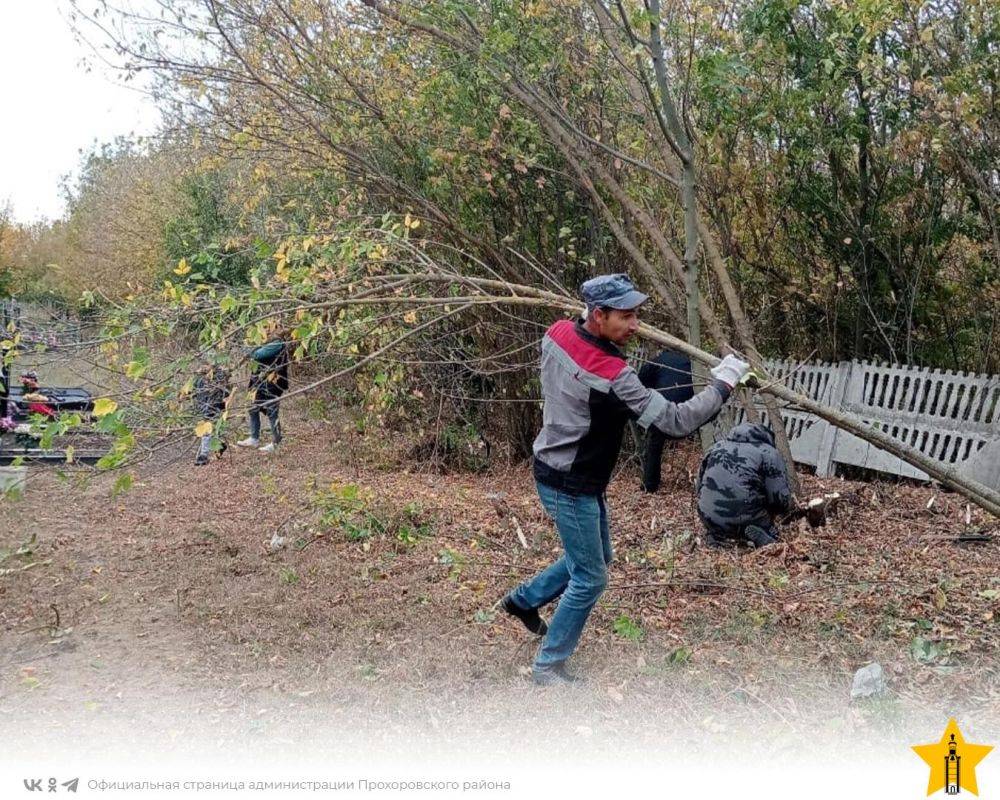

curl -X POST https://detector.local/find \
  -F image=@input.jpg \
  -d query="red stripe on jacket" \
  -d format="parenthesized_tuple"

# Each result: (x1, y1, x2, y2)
(546, 320, 626, 381)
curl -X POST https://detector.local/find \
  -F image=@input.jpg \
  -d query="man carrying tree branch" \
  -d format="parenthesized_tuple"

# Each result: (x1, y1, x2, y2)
(499, 273, 749, 686)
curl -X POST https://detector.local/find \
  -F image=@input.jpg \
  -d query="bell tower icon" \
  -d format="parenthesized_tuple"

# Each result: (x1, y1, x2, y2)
(945, 733, 961, 794)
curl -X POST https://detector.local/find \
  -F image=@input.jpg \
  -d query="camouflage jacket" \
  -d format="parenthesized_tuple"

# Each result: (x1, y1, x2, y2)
(696, 423, 792, 531)
(193, 367, 231, 419)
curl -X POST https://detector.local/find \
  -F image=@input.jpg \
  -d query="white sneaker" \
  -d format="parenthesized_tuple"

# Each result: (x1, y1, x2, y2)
(236, 437, 260, 448)
(258, 442, 276, 453)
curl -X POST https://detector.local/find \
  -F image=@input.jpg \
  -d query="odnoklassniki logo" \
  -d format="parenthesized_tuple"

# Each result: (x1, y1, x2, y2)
(912, 719, 993, 796)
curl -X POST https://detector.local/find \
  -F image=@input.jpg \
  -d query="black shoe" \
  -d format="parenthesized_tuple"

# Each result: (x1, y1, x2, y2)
(531, 661, 580, 686)
(500, 595, 548, 636)
(744, 524, 778, 548)
(194, 453, 209, 466)
(703, 531, 727, 548)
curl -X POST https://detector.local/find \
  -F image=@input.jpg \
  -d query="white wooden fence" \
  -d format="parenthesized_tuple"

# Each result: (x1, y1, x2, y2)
(718, 359, 1000, 491)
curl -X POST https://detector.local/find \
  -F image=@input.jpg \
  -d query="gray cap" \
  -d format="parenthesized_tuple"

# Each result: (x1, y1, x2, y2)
(580, 273, 649, 310)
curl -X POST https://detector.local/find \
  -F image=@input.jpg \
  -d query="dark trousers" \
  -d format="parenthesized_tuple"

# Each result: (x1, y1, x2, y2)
(699, 512, 778, 547)
(641, 428, 671, 493)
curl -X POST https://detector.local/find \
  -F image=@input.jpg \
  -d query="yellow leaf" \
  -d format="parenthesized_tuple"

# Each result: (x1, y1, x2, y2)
(125, 361, 145, 380)
(194, 420, 213, 437)
(93, 398, 118, 417)
(174, 258, 191, 276)
(403, 311, 418, 324)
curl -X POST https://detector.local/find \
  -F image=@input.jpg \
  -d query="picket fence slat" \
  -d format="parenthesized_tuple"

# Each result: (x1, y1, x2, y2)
(714, 359, 1000, 490)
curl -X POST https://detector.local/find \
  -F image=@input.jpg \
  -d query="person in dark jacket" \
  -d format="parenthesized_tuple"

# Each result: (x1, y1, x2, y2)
(637, 350, 694, 492)
(193, 364, 232, 466)
(0, 359, 11, 420)
(497, 274, 749, 686)
(236, 334, 290, 453)
(696, 422, 792, 548)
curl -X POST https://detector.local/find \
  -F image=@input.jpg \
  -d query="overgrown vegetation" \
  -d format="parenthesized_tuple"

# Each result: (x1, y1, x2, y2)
(0, 0, 997, 468)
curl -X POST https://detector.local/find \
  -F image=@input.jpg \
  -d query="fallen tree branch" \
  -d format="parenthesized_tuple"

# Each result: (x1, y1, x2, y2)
(328, 272, 1000, 517)
(114, 261, 1000, 517)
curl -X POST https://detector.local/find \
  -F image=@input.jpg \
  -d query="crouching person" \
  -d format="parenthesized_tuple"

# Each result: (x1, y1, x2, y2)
(696, 422, 792, 548)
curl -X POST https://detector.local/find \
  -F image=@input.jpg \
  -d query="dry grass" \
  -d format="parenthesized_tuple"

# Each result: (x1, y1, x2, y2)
(1, 399, 998, 760)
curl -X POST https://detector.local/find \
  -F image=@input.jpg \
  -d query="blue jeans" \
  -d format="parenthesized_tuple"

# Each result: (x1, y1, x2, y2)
(509, 481, 612, 668)
(249, 399, 281, 443)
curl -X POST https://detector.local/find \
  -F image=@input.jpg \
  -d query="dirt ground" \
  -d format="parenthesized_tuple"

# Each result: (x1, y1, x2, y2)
(1, 400, 999, 768)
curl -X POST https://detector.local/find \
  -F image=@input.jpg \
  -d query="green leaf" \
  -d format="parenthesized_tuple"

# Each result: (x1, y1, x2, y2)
(910, 636, 945, 663)
(62, 413, 83, 428)
(124, 361, 147, 380)
(96, 450, 126, 470)
(767, 570, 790, 589)
(613, 614, 644, 641)
(96, 412, 127, 435)
(111, 473, 134, 497)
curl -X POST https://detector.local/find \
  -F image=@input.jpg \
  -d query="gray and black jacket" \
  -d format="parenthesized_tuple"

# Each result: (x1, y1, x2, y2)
(532, 319, 731, 495)
(696, 422, 792, 533)
(193, 367, 231, 420)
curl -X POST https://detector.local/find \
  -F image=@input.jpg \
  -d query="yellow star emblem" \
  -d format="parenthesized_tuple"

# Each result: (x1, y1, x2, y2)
(912, 718, 993, 796)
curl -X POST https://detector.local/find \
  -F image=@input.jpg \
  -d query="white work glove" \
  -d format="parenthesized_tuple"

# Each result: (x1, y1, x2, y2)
(710, 354, 751, 389)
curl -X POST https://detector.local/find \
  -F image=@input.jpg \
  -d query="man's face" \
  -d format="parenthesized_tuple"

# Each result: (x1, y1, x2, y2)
(592, 306, 640, 345)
